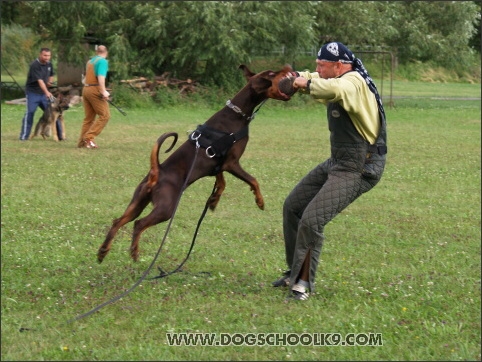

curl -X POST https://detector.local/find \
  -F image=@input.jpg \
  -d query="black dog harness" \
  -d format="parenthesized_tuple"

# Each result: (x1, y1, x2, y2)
(188, 99, 265, 175)
(189, 124, 248, 160)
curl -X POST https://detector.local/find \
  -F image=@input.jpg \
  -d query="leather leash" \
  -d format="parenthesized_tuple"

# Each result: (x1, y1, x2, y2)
(68, 99, 266, 323)
(68, 140, 208, 323)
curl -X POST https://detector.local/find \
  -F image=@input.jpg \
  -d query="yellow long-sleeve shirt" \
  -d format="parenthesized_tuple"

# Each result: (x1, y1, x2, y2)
(297, 70, 380, 144)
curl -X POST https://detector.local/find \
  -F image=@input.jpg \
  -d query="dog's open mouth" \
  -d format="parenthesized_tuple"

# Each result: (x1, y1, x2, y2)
(278, 90, 291, 100)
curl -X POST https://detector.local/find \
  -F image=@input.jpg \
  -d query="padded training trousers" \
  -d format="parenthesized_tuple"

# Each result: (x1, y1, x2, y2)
(283, 157, 382, 292)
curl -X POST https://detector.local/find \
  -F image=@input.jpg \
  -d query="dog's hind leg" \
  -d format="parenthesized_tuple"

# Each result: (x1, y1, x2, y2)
(41, 122, 52, 140)
(129, 184, 181, 262)
(59, 116, 66, 140)
(97, 181, 152, 263)
(30, 118, 43, 140)
(50, 111, 60, 141)
(207, 172, 226, 211)
(98, 133, 179, 263)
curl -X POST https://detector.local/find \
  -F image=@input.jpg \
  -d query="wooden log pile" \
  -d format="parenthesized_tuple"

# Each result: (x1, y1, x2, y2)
(120, 72, 203, 95)
(5, 85, 82, 105)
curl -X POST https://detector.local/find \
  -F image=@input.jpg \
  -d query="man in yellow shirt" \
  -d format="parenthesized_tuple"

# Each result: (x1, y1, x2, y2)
(272, 42, 387, 301)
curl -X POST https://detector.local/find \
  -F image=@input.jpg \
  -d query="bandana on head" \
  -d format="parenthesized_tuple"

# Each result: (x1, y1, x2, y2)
(317, 42, 385, 117)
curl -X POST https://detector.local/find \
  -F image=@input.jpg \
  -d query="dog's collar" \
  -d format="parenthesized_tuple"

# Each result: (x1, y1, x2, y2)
(226, 100, 256, 121)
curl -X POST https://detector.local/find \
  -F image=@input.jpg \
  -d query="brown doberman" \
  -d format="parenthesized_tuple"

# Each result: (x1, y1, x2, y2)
(97, 64, 295, 263)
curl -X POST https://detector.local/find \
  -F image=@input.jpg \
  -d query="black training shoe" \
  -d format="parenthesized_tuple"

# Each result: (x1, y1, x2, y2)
(272, 270, 291, 287)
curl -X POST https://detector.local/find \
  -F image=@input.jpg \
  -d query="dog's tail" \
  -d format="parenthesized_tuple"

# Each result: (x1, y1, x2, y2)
(147, 132, 178, 192)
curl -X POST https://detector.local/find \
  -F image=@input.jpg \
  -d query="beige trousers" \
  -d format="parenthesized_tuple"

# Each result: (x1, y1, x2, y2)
(78, 86, 111, 146)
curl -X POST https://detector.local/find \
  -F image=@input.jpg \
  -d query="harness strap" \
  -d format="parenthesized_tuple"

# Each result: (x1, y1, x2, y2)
(208, 126, 248, 157)
(152, 181, 216, 280)
(67, 141, 202, 323)
(190, 124, 249, 159)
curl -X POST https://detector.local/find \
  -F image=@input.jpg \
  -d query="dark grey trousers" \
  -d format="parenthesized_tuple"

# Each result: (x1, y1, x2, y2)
(282, 157, 383, 292)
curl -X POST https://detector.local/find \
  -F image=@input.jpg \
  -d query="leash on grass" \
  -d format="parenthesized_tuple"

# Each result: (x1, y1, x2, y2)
(150, 100, 267, 278)
(67, 140, 214, 323)
(150, 183, 214, 280)
(68, 99, 269, 323)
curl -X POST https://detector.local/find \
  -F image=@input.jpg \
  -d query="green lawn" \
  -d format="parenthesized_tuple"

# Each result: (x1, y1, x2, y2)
(1, 83, 480, 360)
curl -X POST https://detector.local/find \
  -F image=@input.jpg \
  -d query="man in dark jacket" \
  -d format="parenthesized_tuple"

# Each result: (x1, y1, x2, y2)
(272, 42, 387, 301)
(19, 48, 55, 141)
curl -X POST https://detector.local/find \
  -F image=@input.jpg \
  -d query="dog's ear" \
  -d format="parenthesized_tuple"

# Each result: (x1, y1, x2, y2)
(239, 64, 256, 81)
(250, 77, 272, 94)
(282, 64, 294, 74)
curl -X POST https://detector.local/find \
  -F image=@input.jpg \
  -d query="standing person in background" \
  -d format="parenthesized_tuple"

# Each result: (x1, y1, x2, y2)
(19, 48, 55, 141)
(272, 42, 387, 301)
(78, 45, 110, 149)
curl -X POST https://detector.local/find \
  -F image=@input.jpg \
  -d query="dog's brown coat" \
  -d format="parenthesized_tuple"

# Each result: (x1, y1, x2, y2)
(97, 64, 294, 263)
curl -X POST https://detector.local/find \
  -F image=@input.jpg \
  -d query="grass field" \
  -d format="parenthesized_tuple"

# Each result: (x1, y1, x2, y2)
(1, 82, 480, 360)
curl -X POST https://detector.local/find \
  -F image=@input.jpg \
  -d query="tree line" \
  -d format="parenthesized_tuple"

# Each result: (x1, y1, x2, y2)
(1, 1, 480, 87)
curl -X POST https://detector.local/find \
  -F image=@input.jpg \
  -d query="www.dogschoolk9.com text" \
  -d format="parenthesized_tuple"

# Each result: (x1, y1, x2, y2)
(166, 332, 383, 347)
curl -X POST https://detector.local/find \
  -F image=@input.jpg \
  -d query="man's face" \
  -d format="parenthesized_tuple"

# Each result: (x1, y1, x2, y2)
(39, 51, 51, 64)
(315, 59, 337, 79)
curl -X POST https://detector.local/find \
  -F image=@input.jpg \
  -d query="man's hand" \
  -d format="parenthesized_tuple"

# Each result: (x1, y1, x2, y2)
(293, 77, 308, 89)
(45, 91, 54, 101)
(278, 76, 297, 96)
(101, 90, 110, 99)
